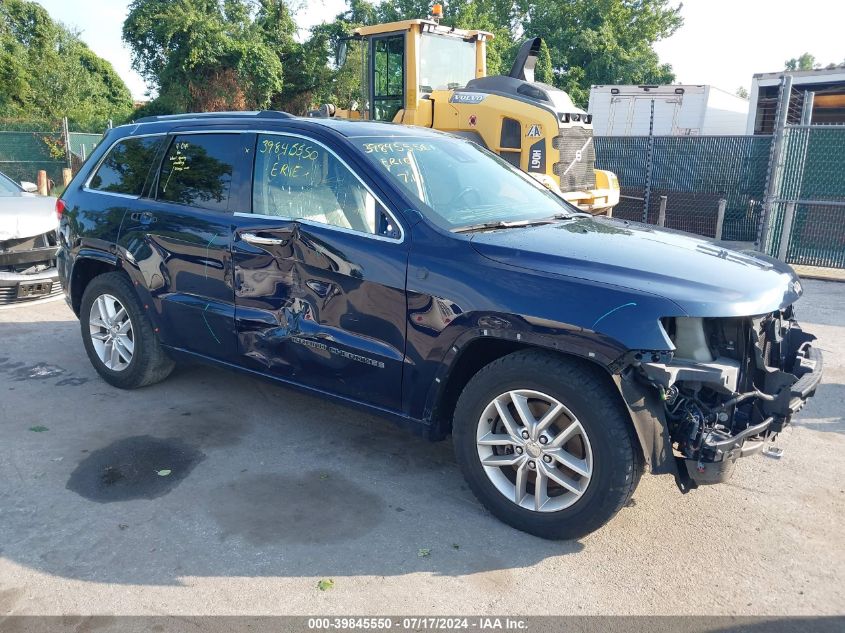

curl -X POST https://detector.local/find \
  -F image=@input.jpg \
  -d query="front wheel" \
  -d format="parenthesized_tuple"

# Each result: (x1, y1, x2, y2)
(453, 350, 643, 539)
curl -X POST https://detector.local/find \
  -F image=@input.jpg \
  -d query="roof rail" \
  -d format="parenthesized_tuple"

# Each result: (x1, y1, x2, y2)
(133, 110, 294, 124)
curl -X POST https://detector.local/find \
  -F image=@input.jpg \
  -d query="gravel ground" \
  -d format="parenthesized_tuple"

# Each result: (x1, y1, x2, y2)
(0, 280, 842, 617)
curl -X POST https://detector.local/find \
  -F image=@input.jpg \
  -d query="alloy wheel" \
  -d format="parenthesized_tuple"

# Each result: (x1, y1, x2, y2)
(476, 389, 593, 512)
(88, 293, 135, 372)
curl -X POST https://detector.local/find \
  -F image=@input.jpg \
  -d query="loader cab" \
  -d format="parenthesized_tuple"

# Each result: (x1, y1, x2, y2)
(348, 19, 491, 123)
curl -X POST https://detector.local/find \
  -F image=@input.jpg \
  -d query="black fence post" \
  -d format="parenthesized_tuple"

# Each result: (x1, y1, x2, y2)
(642, 99, 655, 223)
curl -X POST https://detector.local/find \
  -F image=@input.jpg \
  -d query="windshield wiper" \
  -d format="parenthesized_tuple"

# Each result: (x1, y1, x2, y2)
(452, 219, 556, 234)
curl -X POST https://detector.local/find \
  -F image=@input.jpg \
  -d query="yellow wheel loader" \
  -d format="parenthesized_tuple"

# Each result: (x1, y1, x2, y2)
(317, 7, 619, 214)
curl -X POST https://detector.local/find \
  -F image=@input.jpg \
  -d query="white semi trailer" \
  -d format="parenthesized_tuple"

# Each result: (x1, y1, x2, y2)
(588, 84, 749, 136)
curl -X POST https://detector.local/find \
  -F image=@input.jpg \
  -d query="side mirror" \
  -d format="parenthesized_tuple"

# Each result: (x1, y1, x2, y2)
(336, 39, 349, 68)
(20, 181, 38, 193)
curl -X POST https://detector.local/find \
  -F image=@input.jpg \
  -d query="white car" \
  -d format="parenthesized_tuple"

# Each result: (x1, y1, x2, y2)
(0, 170, 60, 304)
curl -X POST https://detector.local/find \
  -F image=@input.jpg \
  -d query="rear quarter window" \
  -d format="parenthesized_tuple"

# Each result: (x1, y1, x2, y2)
(88, 136, 164, 196)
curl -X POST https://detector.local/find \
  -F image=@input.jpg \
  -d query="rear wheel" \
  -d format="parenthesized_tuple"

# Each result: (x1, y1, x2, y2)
(80, 272, 174, 389)
(453, 350, 643, 539)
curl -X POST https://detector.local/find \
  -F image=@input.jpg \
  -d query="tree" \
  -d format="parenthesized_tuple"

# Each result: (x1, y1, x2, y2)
(521, 0, 683, 107)
(535, 39, 554, 84)
(0, 0, 133, 128)
(784, 53, 818, 71)
(736, 86, 749, 100)
(123, 0, 294, 113)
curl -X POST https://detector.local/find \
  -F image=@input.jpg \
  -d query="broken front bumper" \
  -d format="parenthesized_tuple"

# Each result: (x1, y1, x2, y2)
(686, 342, 823, 485)
(621, 312, 824, 490)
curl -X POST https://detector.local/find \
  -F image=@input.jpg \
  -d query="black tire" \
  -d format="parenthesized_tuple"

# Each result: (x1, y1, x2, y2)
(453, 350, 643, 540)
(79, 271, 174, 389)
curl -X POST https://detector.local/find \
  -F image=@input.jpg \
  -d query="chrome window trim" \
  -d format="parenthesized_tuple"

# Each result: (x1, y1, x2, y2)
(80, 188, 141, 200)
(82, 132, 168, 194)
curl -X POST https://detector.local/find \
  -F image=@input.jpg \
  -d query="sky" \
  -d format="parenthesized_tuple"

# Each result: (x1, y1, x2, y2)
(34, 0, 844, 102)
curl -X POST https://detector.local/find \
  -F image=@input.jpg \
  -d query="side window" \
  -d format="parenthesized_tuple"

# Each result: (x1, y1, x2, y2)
(372, 35, 404, 122)
(157, 134, 239, 211)
(89, 136, 163, 195)
(252, 134, 400, 239)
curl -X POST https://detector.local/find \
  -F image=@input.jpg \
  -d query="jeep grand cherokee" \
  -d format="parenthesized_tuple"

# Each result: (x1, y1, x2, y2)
(57, 111, 822, 539)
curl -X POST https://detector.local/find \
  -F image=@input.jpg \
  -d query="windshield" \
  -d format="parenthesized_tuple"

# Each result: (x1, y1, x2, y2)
(419, 34, 476, 92)
(0, 171, 22, 194)
(355, 136, 574, 230)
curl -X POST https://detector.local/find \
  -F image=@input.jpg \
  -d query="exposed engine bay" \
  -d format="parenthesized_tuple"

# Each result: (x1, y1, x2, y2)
(636, 310, 822, 487)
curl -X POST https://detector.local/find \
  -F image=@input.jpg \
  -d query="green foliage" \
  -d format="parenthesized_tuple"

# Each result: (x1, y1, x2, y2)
(123, 0, 294, 113)
(0, 0, 133, 129)
(535, 39, 554, 85)
(522, 0, 682, 107)
(785, 53, 818, 71)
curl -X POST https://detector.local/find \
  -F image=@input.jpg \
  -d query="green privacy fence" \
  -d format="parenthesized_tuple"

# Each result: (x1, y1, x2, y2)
(0, 124, 103, 185)
(596, 128, 845, 268)
(0, 130, 65, 184)
(764, 126, 845, 268)
(69, 133, 103, 162)
(594, 135, 773, 241)
(766, 200, 845, 268)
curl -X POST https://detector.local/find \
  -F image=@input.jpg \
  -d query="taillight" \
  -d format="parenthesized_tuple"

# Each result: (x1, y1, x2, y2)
(56, 198, 65, 220)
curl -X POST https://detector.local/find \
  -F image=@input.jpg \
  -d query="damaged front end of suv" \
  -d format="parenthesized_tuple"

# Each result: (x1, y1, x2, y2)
(621, 306, 822, 490)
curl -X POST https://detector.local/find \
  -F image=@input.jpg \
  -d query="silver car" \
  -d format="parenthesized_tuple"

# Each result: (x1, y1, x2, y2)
(0, 170, 60, 304)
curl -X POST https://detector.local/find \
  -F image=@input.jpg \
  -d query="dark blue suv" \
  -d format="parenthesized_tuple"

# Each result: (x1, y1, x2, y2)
(58, 112, 822, 538)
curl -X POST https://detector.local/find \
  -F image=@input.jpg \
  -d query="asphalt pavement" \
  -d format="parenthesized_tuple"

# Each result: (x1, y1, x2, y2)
(0, 280, 843, 616)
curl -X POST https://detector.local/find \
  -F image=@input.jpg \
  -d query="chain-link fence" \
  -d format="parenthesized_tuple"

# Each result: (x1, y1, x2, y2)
(0, 130, 65, 184)
(763, 124, 845, 268)
(595, 135, 772, 241)
(0, 119, 103, 186)
(596, 79, 845, 270)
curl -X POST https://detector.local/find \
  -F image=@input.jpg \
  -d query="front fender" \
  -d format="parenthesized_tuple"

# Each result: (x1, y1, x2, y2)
(419, 313, 630, 431)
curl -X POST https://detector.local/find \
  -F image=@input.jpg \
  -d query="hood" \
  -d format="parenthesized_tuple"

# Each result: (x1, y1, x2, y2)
(470, 217, 802, 317)
(0, 194, 58, 241)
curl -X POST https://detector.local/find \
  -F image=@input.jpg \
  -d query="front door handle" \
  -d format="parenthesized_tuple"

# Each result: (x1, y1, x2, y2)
(240, 232, 288, 246)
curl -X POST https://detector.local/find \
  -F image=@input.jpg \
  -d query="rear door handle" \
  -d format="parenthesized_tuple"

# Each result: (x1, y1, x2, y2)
(130, 211, 156, 225)
(240, 232, 288, 246)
